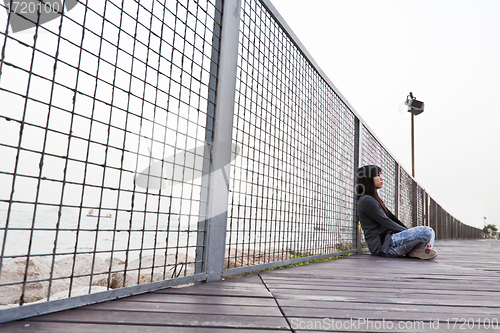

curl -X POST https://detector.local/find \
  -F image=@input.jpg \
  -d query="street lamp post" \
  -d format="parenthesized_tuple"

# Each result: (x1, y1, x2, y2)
(411, 110, 415, 177)
(405, 92, 425, 178)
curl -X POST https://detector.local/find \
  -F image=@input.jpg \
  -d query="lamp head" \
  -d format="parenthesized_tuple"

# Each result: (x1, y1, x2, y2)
(405, 92, 424, 115)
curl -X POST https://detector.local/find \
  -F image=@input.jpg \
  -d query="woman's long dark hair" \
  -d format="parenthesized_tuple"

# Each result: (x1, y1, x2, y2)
(356, 165, 388, 215)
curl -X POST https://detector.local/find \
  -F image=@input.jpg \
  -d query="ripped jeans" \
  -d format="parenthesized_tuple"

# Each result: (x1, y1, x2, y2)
(388, 226, 435, 257)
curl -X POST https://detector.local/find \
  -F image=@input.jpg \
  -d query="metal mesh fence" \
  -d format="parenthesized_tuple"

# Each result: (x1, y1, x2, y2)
(225, 0, 357, 269)
(360, 126, 397, 213)
(429, 198, 480, 240)
(398, 167, 414, 227)
(0, 0, 482, 321)
(416, 185, 424, 227)
(0, 0, 220, 307)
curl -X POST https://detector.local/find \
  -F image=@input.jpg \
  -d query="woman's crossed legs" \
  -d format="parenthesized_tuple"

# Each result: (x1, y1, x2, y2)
(388, 226, 435, 258)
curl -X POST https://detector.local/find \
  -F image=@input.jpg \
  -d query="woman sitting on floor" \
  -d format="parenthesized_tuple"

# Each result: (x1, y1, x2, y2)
(356, 165, 437, 259)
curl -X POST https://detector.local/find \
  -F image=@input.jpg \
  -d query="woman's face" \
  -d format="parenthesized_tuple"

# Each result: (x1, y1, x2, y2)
(373, 174, 383, 189)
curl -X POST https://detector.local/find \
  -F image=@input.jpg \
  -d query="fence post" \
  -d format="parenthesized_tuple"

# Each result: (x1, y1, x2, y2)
(424, 191, 429, 227)
(394, 163, 400, 219)
(437, 205, 442, 239)
(353, 118, 362, 252)
(431, 199, 438, 239)
(202, 0, 241, 282)
(411, 181, 418, 227)
(422, 190, 426, 226)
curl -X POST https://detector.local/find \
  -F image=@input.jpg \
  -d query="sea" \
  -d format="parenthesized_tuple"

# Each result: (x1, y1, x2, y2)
(0, 207, 348, 262)
(0, 207, 198, 261)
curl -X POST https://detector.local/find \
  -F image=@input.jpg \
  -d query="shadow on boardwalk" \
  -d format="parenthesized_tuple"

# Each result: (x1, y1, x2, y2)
(1, 239, 499, 332)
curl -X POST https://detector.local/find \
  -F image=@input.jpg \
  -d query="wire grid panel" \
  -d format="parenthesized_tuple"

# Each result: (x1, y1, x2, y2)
(0, 0, 220, 307)
(225, 0, 357, 269)
(398, 166, 415, 227)
(429, 197, 438, 235)
(416, 185, 424, 226)
(360, 126, 397, 213)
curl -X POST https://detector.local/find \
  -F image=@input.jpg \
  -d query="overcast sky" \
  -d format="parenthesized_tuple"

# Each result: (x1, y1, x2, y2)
(270, 0, 500, 229)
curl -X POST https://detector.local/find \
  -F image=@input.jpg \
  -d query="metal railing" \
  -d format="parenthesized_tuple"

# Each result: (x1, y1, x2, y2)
(0, 0, 221, 321)
(0, 0, 481, 323)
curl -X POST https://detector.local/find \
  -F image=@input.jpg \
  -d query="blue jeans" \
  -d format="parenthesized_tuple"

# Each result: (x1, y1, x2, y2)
(388, 226, 435, 257)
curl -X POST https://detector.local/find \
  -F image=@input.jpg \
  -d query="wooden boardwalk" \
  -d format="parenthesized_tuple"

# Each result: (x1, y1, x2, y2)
(1, 239, 499, 332)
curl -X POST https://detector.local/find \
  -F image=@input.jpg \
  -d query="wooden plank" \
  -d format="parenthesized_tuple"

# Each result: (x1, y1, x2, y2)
(261, 263, 499, 277)
(292, 316, 500, 332)
(156, 284, 272, 298)
(86, 300, 283, 316)
(123, 293, 278, 306)
(265, 285, 500, 299)
(32, 309, 290, 329)
(0, 321, 291, 333)
(260, 282, 500, 296)
(276, 300, 500, 315)
(281, 307, 500, 322)
(269, 288, 498, 306)
(261, 269, 500, 281)
(293, 323, 496, 333)
(269, 292, 500, 307)
(267, 287, 497, 301)
(262, 281, 500, 293)
(261, 273, 500, 285)
(261, 272, 484, 283)
(218, 274, 266, 285)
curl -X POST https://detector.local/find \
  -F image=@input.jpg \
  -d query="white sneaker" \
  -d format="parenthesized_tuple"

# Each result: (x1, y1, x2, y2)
(407, 247, 438, 260)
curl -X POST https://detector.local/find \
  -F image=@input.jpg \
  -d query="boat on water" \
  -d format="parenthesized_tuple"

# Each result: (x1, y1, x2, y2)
(87, 209, 112, 218)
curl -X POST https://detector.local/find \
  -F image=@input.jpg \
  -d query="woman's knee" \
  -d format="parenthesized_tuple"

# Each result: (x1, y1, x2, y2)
(413, 226, 433, 242)
(422, 226, 435, 238)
